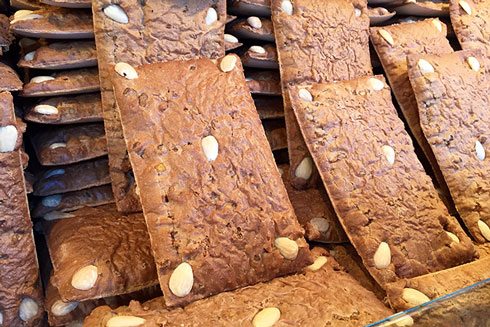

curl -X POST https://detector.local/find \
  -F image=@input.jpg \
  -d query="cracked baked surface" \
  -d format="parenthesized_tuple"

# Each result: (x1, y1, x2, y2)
(272, 0, 372, 190)
(289, 76, 477, 287)
(0, 91, 44, 327)
(45, 205, 158, 303)
(92, 0, 226, 213)
(0, 62, 23, 92)
(112, 57, 312, 307)
(84, 248, 392, 327)
(407, 49, 490, 243)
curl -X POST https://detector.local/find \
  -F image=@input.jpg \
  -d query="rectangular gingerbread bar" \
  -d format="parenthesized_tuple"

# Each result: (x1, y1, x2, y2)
(112, 56, 312, 306)
(370, 19, 453, 194)
(18, 40, 97, 70)
(385, 255, 490, 311)
(450, 0, 490, 55)
(34, 157, 110, 196)
(24, 93, 103, 125)
(0, 91, 45, 327)
(280, 164, 347, 243)
(44, 205, 158, 303)
(22, 68, 100, 97)
(272, 0, 372, 190)
(32, 184, 114, 218)
(92, 0, 226, 213)
(9, 7, 94, 39)
(84, 248, 393, 327)
(407, 49, 490, 243)
(289, 76, 477, 288)
(30, 122, 107, 166)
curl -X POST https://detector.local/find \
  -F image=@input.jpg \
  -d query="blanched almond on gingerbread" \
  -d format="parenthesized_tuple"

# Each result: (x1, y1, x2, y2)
(0, 125, 18, 153)
(402, 288, 430, 306)
(432, 19, 442, 32)
(103, 4, 129, 24)
(205, 7, 218, 25)
(467, 57, 480, 71)
(49, 142, 67, 149)
(281, 0, 293, 15)
(249, 45, 266, 54)
(459, 0, 472, 15)
(475, 140, 485, 161)
(247, 16, 262, 29)
(71, 265, 98, 290)
(310, 217, 329, 232)
(274, 237, 299, 260)
(30, 76, 55, 84)
(169, 262, 193, 297)
(18, 298, 38, 322)
(252, 307, 281, 327)
(295, 157, 313, 179)
(418, 59, 434, 74)
(446, 231, 460, 243)
(369, 78, 385, 91)
(106, 316, 146, 327)
(24, 51, 36, 61)
(224, 34, 238, 43)
(201, 135, 219, 161)
(42, 194, 62, 207)
(378, 29, 394, 46)
(115, 62, 138, 80)
(381, 145, 395, 164)
(298, 89, 313, 102)
(306, 256, 328, 271)
(34, 104, 58, 115)
(478, 220, 490, 241)
(373, 241, 391, 269)
(354, 8, 361, 16)
(51, 300, 79, 316)
(220, 55, 237, 72)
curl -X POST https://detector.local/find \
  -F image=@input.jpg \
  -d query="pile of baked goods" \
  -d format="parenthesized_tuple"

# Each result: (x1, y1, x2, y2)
(1, 0, 490, 326)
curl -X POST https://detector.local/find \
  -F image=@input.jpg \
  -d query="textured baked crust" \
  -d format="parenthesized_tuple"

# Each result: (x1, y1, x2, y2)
(18, 40, 97, 70)
(32, 184, 114, 218)
(0, 91, 45, 327)
(228, 0, 272, 16)
(407, 50, 490, 243)
(84, 248, 393, 327)
(0, 62, 23, 92)
(240, 43, 278, 69)
(44, 205, 158, 302)
(224, 40, 243, 51)
(9, 7, 94, 39)
(30, 123, 107, 166)
(112, 56, 312, 307)
(253, 95, 284, 119)
(22, 68, 100, 97)
(34, 157, 110, 196)
(386, 255, 490, 311)
(41, 0, 90, 8)
(91, 0, 226, 213)
(46, 281, 162, 327)
(272, 0, 372, 190)
(280, 164, 348, 243)
(245, 69, 282, 95)
(289, 76, 477, 287)
(370, 19, 453, 194)
(450, 0, 490, 55)
(24, 93, 103, 125)
(226, 17, 275, 41)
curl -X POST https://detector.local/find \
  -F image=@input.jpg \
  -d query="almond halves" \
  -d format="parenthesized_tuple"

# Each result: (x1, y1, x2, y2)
(252, 307, 281, 327)
(169, 262, 194, 297)
(274, 237, 299, 260)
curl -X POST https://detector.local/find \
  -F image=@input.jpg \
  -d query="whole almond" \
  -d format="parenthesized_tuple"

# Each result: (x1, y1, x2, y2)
(18, 298, 38, 322)
(49, 142, 67, 149)
(381, 145, 395, 164)
(42, 194, 62, 207)
(252, 307, 281, 327)
(310, 217, 329, 232)
(34, 104, 58, 115)
(306, 256, 328, 271)
(281, 0, 293, 15)
(459, 0, 472, 15)
(106, 316, 146, 327)
(475, 140, 485, 161)
(378, 29, 394, 46)
(24, 51, 36, 61)
(205, 7, 218, 25)
(201, 135, 219, 161)
(478, 220, 490, 241)
(71, 265, 98, 290)
(224, 34, 238, 43)
(274, 237, 299, 260)
(220, 55, 237, 72)
(467, 56, 480, 71)
(298, 88, 313, 102)
(418, 59, 434, 74)
(432, 19, 442, 32)
(115, 62, 138, 80)
(30, 76, 54, 84)
(51, 300, 79, 316)
(446, 231, 460, 243)
(373, 241, 391, 269)
(247, 16, 262, 29)
(369, 78, 385, 91)
(402, 288, 430, 306)
(295, 157, 313, 180)
(249, 45, 266, 54)
(169, 262, 194, 297)
(0, 125, 18, 153)
(103, 4, 128, 24)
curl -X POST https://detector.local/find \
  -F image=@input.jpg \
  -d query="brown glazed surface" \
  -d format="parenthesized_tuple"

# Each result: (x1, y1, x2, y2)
(0, 91, 45, 327)
(227, 17, 275, 41)
(84, 248, 392, 327)
(44, 205, 158, 303)
(91, 0, 226, 213)
(370, 19, 453, 194)
(24, 93, 103, 124)
(272, 0, 372, 190)
(289, 76, 477, 287)
(240, 43, 278, 69)
(450, 0, 490, 55)
(0, 62, 23, 91)
(18, 40, 97, 70)
(280, 164, 348, 243)
(32, 184, 114, 217)
(22, 67, 100, 97)
(112, 57, 312, 307)
(407, 49, 490, 243)
(31, 122, 107, 166)
(34, 157, 110, 196)
(9, 7, 94, 39)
